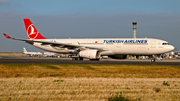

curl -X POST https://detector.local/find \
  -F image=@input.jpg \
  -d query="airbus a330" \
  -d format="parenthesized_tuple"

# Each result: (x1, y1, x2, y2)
(3, 19, 174, 62)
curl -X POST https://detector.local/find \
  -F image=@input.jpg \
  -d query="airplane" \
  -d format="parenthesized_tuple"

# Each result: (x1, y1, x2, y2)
(23, 47, 42, 57)
(43, 52, 58, 57)
(3, 18, 175, 62)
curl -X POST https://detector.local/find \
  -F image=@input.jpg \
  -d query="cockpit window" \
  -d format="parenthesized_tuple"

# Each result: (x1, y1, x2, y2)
(162, 43, 170, 45)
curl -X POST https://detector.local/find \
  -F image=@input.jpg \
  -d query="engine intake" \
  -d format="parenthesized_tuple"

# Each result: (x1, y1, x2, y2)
(79, 50, 100, 59)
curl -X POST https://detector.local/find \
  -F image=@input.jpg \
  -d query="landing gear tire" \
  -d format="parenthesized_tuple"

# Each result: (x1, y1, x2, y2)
(72, 57, 79, 60)
(90, 59, 100, 61)
(79, 57, 83, 61)
(75, 57, 79, 60)
(72, 57, 83, 61)
(151, 58, 156, 62)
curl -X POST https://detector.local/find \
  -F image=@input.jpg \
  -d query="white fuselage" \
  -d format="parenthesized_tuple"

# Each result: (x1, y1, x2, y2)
(23, 47, 42, 56)
(43, 52, 57, 56)
(24, 52, 42, 56)
(31, 38, 174, 56)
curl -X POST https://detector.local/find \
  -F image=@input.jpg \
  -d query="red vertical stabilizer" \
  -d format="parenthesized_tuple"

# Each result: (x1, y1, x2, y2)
(23, 19, 46, 39)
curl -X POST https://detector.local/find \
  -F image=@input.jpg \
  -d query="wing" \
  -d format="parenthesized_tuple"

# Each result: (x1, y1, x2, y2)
(3, 33, 108, 52)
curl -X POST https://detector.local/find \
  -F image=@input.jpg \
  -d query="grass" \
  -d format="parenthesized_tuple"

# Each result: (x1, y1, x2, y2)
(44, 64, 60, 69)
(0, 64, 180, 100)
(0, 78, 180, 101)
(108, 92, 129, 101)
(0, 64, 180, 78)
(0, 53, 24, 55)
(163, 81, 170, 86)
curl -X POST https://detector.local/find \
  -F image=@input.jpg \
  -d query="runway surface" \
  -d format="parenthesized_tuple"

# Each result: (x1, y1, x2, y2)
(0, 55, 180, 65)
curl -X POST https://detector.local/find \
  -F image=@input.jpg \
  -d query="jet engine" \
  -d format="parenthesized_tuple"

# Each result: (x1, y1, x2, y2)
(108, 55, 127, 59)
(79, 49, 101, 59)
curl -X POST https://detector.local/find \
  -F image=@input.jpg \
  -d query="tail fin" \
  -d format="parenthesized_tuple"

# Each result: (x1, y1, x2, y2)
(23, 47, 27, 53)
(23, 19, 46, 39)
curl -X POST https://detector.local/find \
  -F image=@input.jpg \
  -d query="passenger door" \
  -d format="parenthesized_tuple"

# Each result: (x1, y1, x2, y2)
(151, 41, 156, 48)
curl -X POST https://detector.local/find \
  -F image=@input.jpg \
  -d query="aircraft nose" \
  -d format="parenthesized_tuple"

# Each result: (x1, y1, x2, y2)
(170, 45, 175, 51)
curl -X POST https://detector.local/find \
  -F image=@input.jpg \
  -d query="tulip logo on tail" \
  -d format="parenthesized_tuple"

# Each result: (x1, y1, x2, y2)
(24, 19, 46, 39)
(27, 24, 39, 39)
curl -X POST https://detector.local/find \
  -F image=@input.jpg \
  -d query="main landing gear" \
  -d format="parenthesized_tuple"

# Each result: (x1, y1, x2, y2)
(72, 57, 100, 61)
(72, 57, 83, 61)
(89, 59, 100, 61)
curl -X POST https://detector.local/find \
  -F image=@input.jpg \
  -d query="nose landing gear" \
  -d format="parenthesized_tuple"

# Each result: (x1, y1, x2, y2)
(151, 58, 156, 62)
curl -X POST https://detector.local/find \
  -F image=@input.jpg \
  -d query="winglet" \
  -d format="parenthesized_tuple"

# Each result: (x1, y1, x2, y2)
(3, 33, 12, 39)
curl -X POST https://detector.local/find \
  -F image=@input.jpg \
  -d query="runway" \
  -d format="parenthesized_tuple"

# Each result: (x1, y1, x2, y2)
(0, 55, 180, 65)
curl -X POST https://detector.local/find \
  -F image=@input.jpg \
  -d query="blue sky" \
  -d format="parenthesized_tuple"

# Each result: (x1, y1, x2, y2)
(0, 0, 180, 52)
(1, 0, 180, 15)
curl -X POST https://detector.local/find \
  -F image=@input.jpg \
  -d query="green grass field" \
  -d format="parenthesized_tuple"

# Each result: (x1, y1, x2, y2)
(0, 64, 180, 101)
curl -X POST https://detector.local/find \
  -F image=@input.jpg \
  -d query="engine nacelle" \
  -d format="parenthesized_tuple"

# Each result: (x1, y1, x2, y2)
(108, 55, 127, 59)
(79, 50, 101, 59)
